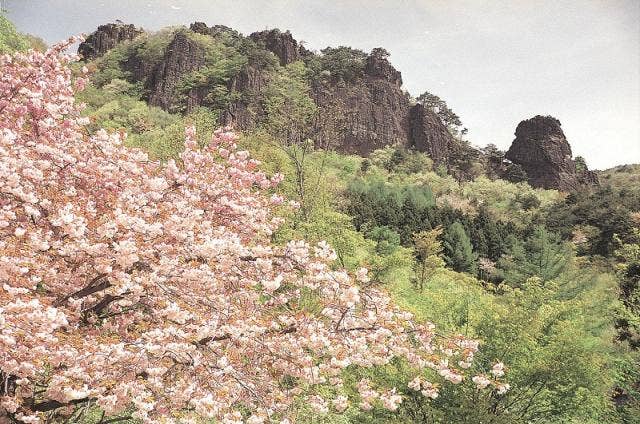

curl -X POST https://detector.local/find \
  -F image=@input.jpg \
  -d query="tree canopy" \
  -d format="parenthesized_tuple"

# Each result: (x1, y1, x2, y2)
(0, 38, 507, 424)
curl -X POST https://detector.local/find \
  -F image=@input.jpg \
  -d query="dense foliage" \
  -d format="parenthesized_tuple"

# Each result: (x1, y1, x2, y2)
(0, 14, 46, 54)
(306, 46, 368, 83)
(2, 17, 639, 424)
(0, 39, 514, 424)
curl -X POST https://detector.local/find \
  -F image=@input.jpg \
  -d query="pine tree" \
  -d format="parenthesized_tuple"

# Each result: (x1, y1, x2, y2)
(443, 221, 478, 274)
(498, 226, 571, 286)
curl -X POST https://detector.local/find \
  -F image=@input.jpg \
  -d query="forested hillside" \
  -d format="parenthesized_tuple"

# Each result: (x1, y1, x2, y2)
(1, 15, 639, 424)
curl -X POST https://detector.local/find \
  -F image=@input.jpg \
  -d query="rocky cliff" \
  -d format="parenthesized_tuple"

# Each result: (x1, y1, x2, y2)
(78, 23, 143, 60)
(79, 21, 457, 162)
(249, 29, 309, 66)
(409, 104, 459, 163)
(80, 22, 597, 191)
(505, 115, 598, 190)
(147, 31, 209, 112)
(311, 49, 412, 154)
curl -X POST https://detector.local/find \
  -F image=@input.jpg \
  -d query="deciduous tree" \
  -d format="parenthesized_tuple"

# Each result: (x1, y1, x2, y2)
(0, 40, 505, 423)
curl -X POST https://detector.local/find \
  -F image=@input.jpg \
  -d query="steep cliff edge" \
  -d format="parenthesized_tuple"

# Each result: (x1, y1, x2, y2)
(311, 49, 415, 155)
(249, 29, 309, 66)
(147, 31, 207, 112)
(409, 104, 459, 164)
(80, 22, 597, 191)
(505, 115, 598, 190)
(79, 22, 456, 161)
(78, 23, 143, 60)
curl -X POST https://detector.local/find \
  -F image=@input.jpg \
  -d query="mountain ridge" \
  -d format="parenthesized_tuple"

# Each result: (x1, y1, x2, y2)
(79, 21, 598, 191)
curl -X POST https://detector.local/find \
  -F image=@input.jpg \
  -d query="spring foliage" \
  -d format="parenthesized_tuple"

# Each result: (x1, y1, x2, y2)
(0, 41, 511, 423)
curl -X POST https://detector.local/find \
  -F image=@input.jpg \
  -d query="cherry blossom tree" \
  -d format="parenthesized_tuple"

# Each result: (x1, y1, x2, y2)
(0, 40, 507, 423)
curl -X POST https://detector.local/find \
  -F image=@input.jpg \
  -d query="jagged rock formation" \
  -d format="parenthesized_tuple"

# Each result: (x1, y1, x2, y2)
(220, 66, 270, 128)
(312, 49, 413, 154)
(505, 115, 598, 190)
(190, 22, 238, 38)
(147, 32, 206, 111)
(249, 29, 309, 66)
(364, 49, 402, 86)
(78, 22, 604, 191)
(409, 104, 458, 163)
(78, 23, 143, 60)
(78, 22, 456, 162)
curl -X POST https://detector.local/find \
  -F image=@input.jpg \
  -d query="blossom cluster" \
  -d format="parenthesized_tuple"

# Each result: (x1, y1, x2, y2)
(0, 41, 508, 423)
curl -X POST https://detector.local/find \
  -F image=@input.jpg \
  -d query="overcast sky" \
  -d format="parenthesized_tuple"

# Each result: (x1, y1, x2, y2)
(6, 0, 639, 169)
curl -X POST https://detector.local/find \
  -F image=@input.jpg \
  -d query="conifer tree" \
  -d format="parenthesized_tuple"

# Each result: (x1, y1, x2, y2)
(498, 226, 571, 286)
(443, 221, 478, 274)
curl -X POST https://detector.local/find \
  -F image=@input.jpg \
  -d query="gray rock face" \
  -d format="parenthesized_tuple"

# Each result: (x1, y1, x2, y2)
(311, 50, 402, 153)
(311, 75, 411, 154)
(311, 49, 453, 157)
(249, 29, 307, 66)
(147, 31, 206, 112)
(505, 115, 598, 190)
(80, 22, 458, 162)
(409, 104, 457, 164)
(78, 23, 143, 60)
(220, 65, 270, 129)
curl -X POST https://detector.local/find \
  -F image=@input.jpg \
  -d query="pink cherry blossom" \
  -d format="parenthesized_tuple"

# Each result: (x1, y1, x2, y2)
(472, 375, 491, 390)
(0, 40, 507, 423)
(491, 362, 505, 378)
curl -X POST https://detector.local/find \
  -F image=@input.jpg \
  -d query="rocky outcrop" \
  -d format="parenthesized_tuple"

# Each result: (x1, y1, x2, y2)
(79, 22, 605, 192)
(220, 65, 270, 129)
(189, 22, 239, 39)
(79, 22, 459, 162)
(312, 49, 456, 158)
(312, 80, 411, 154)
(364, 49, 402, 87)
(505, 115, 598, 190)
(78, 23, 143, 60)
(311, 49, 412, 154)
(409, 104, 457, 164)
(578, 168, 600, 186)
(147, 31, 206, 112)
(249, 29, 308, 66)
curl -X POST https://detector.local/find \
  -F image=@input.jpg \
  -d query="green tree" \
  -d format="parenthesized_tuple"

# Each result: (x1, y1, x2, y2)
(366, 226, 413, 285)
(514, 192, 541, 211)
(612, 228, 640, 420)
(308, 46, 367, 82)
(443, 221, 478, 274)
(615, 229, 640, 348)
(361, 268, 620, 424)
(412, 227, 445, 290)
(469, 207, 510, 261)
(368, 226, 402, 255)
(262, 61, 317, 142)
(481, 143, 506, 179)
(261, 61, 318, 218)
(345, 178, 435, 244)
(503, 162, 528, 183)
(416, 90, 464, 135)
(177, 30, 248, 113)
(545, 186, 640, 256)
(0, 14, 31, 54)
(498, 226, 571, 286)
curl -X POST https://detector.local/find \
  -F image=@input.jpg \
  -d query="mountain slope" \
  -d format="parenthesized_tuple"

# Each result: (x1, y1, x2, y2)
(79, 21, 598, 191)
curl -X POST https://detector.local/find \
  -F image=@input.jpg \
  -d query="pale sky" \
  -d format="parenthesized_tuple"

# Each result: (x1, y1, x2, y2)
(6, 0, 640, 169)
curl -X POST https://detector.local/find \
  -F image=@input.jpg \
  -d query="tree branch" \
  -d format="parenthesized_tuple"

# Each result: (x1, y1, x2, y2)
(196, 325, 297, 346)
